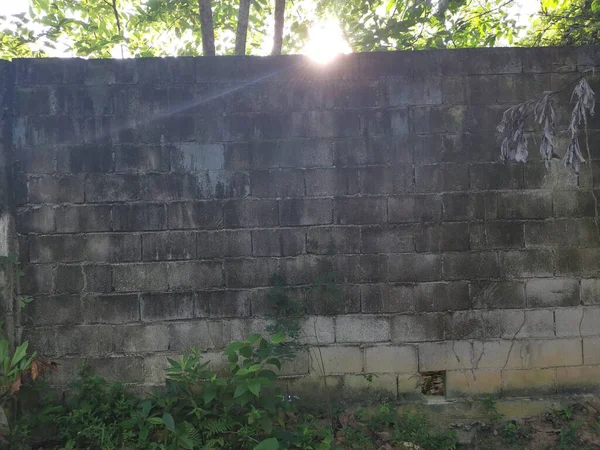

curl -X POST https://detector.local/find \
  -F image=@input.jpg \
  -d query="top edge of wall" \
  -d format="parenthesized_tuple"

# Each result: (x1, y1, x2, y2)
(6, 45, 600, 86)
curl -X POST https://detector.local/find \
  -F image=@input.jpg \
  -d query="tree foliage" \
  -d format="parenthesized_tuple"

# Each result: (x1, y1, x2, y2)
(0, 0, 599, 60)
(523, 0, 600, 46)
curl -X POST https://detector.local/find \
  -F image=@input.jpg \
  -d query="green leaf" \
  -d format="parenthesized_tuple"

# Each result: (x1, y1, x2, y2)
(248, 364, 262, 372)
(266, 358, 281, 370)
(162, 413, 175, 432)
(239, 346, 253, 358)
(271, 332, 286, 344)
(247, 379, 261, 397)
(233, 383, 248, 398)
(246, 333, 261, 344)
(225, 342, 245, 354)
(147, 417, 163, 425)
(203, 384, 217, 404)
(10, 342, 28, 368)
(254, 437, 279, 450)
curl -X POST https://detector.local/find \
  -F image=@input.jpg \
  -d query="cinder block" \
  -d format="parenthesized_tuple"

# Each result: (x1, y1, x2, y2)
(580, 306, 600, 336)
(470, 222, 524, 250)
(497, 191, 552, 219)
(300, 316, 336, 345)
(168, 319, 250, 351)
(335, 315, 391, 343)
(306, 227, 360, 254)
(388, 195, 442, 223)
(251, 169, 305, 198)
(450, 310, 524, 340)
(85, 174, 140, 203)
(556, 248, 600, 277)
(583, 337, 600, 365)
(526, 278, 579, 307)
(317, 346, 363, 374)
(472, 340, 523, 370)
(30, 235, 86, 263)
(86, 233, 141, 262)
(17, 207, 56, 234)
(305, 167, 359, 196)
(197, 170, 250, 199)
(364, 345, 418, 373)
(167, 261, 223, 290)
(443, 252, 499, 280)
(252, 229, 305, 256)
(113, 323, 170, 353)
(87, 357, 145, 383)
(502, 368, 556, 394)
(523, 339, 583, 369)
(418, 341, 473, 371)
(142, 231, 196, 261)
(446, 370, 502, 397)
(168, 201, 224, 229)
(56, 264, 111, 294)
(115, 144, 170, 172)
(196, 290, 251, 318)
(391, 313, 449, 343)
(278, 254, 330, 285)
(358, 166, 414, 194)
(470, 281, 526, 309)
(223, 200, 278, 228)
(140, 173, 196, 201)
(556, 366, 600, 392)
(523, 310, 555, 338)
(334, 197, 386, 225)
(113, 204, 167, 231)
(21, 264, 54, 294)
(582, 279, 600, 305)
(469, 163, 523, 190)
(553, 191, 596, 218)
(56, 205, 111, 233)
(305, 284, 361, 315)
(360, 283, 415, 313)
(84, 293, 140, 324)
(415, 164, 469, 193)
(498, 250, 554, 278)
(197, 230, 252, 258)
(442, 193, 497, 221)
(28, 175, 85, 204)
(334, 137, 390, 167)
(362, 225, 414, 253)
(141, 292, 195, 321)
(412, 106, 467, 134)
(416, 223, 470, 252)
(525, 219, 599, 248)
(554, 307, 584, 338)
(24, 295, 82, 326)
(388, 253, 442, 282)
(171, 142, 225, 171)
(224, 258, 280, 288)
(388, 76, 442, 106)
(414, 281, 470, 312)
(112, 263, 168, 292)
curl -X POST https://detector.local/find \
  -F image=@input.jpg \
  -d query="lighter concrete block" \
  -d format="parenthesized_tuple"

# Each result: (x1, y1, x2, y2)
(473, 340, 523, 370)
(523, 338, 583, 369)
(556, 306, 600, 337)
(521, 310, 555, 338)
(280, 351, 310, 376)
(392, 313, 447, 342)
(364, 345, 418, 373)
(526, 278, 579, 307)
(556, 365, 600, 391)
(502, 368, 556, 393)
(446, 370, 501, 397)
(336, 315, 391, 343)
(142, 354, 172, 385)
(418, 341, 473, 371)
(300, 316, 335, 345)
(316, 346, 363, 374)
(584, 337, 600, 365)
(344, 374, 398, 395)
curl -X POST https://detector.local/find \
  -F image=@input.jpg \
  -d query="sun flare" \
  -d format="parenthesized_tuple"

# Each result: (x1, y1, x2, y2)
(302, 19, 352, 64)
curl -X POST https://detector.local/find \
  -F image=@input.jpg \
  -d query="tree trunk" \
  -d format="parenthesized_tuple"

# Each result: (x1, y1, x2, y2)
(271, 0, 285, 55)
(235, 0, 252, 55)
(198, 0, 215, 56)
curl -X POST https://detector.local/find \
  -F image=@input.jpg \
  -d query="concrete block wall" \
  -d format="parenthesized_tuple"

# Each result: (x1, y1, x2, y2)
(2, 46, 600, 398)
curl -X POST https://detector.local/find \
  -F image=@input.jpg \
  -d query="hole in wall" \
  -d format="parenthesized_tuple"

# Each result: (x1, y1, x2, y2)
(419, 371, 445, 396)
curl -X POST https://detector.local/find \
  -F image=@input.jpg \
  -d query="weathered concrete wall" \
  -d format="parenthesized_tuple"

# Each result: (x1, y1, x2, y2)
(6, 46, 600, 399)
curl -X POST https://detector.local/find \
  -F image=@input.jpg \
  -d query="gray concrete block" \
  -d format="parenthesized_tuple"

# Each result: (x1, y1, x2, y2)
(142, 231, 196, 261)
(86, 233, 141, 262)
(168, 201, 224, 229)
(198, 230, 252, 258)
(56, 205, 111, 233)
(281, 198, 333, 226)
(360, 283, 415, 313)
(527, 278, 580, 307)
(334, 197, 386, 225)
(224, 200, 278, 228)
(140, 292, 195, 321)
(252, 228, 305, 256)
(388, 253, 442, 282)
(415, 281, 470, 312)
(113, 204, 167, 231)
